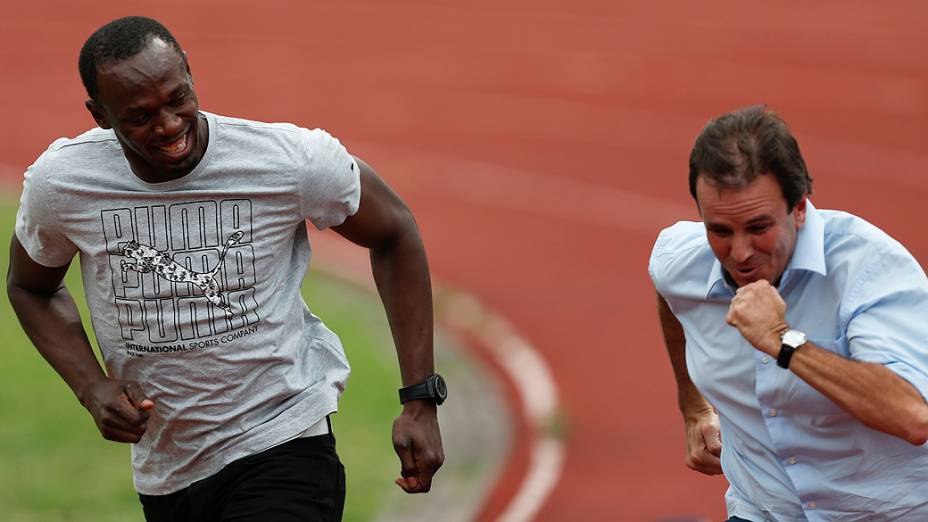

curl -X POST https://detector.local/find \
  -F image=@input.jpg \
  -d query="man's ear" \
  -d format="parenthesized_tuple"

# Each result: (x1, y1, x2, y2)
(793, 196, 807, 229)
(182, 50, 194, 84)
(85, 99, 111, 129)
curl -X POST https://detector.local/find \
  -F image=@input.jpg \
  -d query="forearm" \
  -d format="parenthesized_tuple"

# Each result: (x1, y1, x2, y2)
(657, 292, 713, 418)
(675, 368, 714, 420)
(369, 217, 434, 387)
(790, 343, 928, 444)
(666, 334, 712, 419)
(8, 284, 106, 405)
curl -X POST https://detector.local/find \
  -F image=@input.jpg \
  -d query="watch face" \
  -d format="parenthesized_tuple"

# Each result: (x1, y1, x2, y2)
(782, 330, 806, 348)
(430, 374, 448, 400)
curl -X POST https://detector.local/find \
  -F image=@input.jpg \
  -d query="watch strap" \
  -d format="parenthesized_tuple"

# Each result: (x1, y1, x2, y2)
(399, 382, 433, 403)
(398, 373, 447, 405)
(777, 344, 797, 369)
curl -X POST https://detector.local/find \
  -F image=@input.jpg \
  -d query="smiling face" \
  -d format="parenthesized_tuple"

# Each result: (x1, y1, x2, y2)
(85, 37, 207, 183)
(696, 173, 807, 288)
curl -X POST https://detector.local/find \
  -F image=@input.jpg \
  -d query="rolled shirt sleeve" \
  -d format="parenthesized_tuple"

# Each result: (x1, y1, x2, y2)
(844, 241, 928, 402)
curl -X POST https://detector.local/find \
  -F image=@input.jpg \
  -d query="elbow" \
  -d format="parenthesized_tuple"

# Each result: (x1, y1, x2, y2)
(393, 206, 419, 235)
(902, 408, 928, 446)
(6, 278, 24, 306)
(375, 209, 420, 253)
(6, 284, 32, 316)
(905, 432, 928, 446)
(6, 278, 62, 308)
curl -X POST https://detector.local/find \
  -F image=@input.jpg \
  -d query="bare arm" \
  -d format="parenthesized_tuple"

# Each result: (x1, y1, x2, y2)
(7, 236, 153, 442)
(656, 291, 723, 475)
(332, 157, 443, 493)
(789, 344, 928, 444)
(727, 280, 928, 445)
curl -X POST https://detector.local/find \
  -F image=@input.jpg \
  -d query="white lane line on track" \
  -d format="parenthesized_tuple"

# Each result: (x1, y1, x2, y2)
(351, 145, 699, 234)
(353, 139, 928, 237)
(454, 299, 564, 522)
(313, 232, 563, 522)
(498, 438, 565, 522)
(480, 315, 558, 429)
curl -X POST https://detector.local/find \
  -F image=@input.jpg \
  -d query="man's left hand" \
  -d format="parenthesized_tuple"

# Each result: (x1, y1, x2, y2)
(726, 280, 789, 356)
(392, 400, 444, 493)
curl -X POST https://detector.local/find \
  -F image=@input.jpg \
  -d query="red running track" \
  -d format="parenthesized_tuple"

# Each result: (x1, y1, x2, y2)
(3, 2, 927, 520)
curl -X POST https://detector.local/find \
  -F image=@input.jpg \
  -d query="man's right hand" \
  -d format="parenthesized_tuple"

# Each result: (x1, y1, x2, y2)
(392, 400, 444, 493)
(79, 379, 154, 443)
(684, 407, 723, 475)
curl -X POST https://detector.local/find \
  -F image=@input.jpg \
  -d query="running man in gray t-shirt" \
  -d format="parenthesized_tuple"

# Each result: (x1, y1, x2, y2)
(8, 16, 444, 520)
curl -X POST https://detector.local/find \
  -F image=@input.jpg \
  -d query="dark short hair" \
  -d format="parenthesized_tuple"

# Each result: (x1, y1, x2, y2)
(688, 105, 813, 211)
(78, 16, 184, 100)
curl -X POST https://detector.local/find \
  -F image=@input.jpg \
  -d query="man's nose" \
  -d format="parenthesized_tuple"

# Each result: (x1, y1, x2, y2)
(154, 109, 183, 136)
(731, 233, 753, 263)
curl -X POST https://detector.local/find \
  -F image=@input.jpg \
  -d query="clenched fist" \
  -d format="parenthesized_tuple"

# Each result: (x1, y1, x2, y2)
(725, 280, 789, 356)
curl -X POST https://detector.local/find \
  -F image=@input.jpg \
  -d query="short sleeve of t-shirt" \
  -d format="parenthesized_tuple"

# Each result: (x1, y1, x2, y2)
(14, 145, 78, 267)
(296, 128, 361, 230)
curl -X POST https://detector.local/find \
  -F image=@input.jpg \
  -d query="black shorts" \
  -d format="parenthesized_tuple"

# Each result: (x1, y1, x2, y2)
(139, 429, 345, 522)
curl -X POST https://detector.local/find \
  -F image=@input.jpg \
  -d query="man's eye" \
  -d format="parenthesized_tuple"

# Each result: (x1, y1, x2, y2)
(710, 229, 732, 237)
(748, 225, 770, 234)
(169, 94, 187, 106)
(130, 113, 150, 125)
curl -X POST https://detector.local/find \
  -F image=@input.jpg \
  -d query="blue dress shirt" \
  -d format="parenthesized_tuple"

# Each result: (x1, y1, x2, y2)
(649, 202, 928, 521)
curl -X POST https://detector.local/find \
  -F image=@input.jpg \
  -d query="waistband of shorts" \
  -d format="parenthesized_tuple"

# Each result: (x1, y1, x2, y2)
(299, 416, 331, 438)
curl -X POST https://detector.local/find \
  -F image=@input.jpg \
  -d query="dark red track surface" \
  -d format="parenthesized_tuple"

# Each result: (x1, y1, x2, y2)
(4, 2, 927, 520)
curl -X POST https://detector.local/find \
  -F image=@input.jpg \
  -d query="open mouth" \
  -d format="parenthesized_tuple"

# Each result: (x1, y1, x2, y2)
(154, 128, 191, 159)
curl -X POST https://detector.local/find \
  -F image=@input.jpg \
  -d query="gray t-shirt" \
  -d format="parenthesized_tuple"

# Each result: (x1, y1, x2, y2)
(15, 111, 361, 495)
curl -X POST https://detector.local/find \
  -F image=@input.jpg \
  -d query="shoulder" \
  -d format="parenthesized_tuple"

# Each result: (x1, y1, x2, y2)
(210, 112, 303, 136)
(819, 209, 924, 300)
(26, 127, 120, 186)
(649, 221, 715, 292)
(208, 112, 344, 161)
(652, 220, 707, 255)
(43, 127, 120, 163)
(821, 209, 915, 267)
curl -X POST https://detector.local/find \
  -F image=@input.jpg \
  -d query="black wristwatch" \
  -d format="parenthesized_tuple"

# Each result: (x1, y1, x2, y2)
(398, 373, 448, 405)
(777, 329, 807, 369)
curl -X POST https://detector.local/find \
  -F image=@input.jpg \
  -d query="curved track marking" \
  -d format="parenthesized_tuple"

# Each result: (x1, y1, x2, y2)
(311, 231, 564, 522)
(499, 439, 565, 522)
(442, 293, 564, 522)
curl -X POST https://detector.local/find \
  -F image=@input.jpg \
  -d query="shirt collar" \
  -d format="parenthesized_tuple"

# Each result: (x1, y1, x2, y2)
(784, 200, 826, 278)
(704, 200, 826, 298)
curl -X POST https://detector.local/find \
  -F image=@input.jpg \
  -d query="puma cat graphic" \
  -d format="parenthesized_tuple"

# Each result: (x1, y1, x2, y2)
(121, 231, 245, 315)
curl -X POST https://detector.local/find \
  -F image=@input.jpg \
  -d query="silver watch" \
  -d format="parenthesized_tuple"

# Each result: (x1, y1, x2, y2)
(777, 329, 807, 369)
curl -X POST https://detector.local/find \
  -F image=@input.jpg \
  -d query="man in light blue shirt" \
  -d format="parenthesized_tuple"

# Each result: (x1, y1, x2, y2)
(649, 105, 928, 521)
